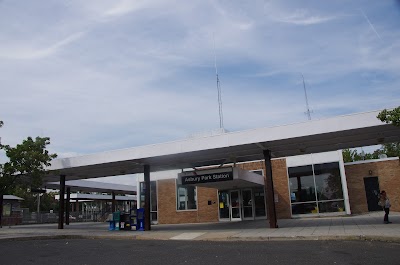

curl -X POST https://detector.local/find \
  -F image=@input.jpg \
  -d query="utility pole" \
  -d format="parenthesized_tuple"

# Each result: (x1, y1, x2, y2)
(301, 74, 312, 120)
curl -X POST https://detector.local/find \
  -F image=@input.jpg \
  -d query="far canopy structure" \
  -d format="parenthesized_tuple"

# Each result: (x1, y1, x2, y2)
(45, 180, 137, 195)
(45, 110, 400, 230)
(45, 180, 136, 229)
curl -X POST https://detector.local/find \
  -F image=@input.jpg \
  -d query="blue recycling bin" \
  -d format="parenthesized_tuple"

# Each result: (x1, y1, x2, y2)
(108, 220, 115, 231)
(136, 208, 145, 231)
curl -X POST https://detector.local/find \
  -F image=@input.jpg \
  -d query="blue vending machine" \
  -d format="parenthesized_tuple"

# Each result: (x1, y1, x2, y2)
(136, 208, 145, 231)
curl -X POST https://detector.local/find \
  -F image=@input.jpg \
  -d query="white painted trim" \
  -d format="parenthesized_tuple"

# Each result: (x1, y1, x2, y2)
(338, 150, 351, 214)
(344, 156, 399, 166)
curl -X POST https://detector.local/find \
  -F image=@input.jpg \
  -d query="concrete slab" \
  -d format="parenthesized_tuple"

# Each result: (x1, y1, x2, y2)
(170, 232, 206, 240)
(1, 212, 400, 242)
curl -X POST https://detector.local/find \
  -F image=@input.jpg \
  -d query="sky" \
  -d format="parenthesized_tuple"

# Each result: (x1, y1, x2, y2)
(1, 1, 400, 185)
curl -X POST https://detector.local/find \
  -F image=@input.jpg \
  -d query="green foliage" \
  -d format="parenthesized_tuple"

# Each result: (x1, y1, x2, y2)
(342, 148, 379, 163)
(380, 142, 400, 158)
(377, 106, 400, 127)
(13, 187, 59, 212)
(0, 136, 57, 195)
(342, 143, 400, 163)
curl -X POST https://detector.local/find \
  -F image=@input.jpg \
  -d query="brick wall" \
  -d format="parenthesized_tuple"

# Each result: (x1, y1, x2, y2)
(157, 159, 292, 224)
(271, 159, 291, 219)
(157, 179, 219, 224)
(238, 159, 291, 219)
(345, 158, 400, 214)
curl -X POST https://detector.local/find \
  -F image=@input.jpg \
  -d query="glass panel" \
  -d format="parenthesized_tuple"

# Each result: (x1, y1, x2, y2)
(242, 190, 252, 207)
(291, 202, 318, 215)
(218, 191, 230, 219)
(3, 204, 11, 216)
(288, 165, 316, 203)
(187, 186, 197, 210)
(150, 181, 157, 211)
(176, 185, 197, 210)
(150, 212, 158, 221)
(254, 188, 266, 217)
(231, 208, 240, 218)
(314, 162, 344, 201)
(318, 200, 345, 213)
(243, 207, 253, 218)
(139, 182, 145, 208)
(231, 191, 240, 208)
(242, 190, 253, 218)
(230, 191, 240, 219)
(177, 186, 186, 210)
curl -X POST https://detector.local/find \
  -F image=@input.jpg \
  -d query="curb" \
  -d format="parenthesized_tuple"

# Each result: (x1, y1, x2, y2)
(2, 233, 400, 243)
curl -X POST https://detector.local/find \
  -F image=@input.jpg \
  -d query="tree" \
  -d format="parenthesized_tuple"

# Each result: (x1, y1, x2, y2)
(0, 133, 57, 227)
(377, 106, 400, 127)
(342, 148, 378, 163)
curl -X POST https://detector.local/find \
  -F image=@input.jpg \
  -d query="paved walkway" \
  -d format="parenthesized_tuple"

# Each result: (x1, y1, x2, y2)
(1, 212, 399, 242)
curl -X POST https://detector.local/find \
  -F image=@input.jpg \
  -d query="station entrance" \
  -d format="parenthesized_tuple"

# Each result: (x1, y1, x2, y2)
(178, 166, 267, 222)
(218, 187, 266, 221)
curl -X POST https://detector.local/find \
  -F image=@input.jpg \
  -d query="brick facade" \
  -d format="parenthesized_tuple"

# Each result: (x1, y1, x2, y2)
(156, 159, 293, 225)
(157, 179, 219, 224)
(345, 158, 400, 214)
(151, 156, 399, 225)
(237, 159, 291, 219)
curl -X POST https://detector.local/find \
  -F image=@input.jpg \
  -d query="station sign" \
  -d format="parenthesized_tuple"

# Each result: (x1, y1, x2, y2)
(181, 170, 233, 185)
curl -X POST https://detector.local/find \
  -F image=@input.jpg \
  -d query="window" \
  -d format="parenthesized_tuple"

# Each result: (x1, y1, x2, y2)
(288, 162, 345, 215)
(2, 204, 11, 217)
(288, 165, 315, 203)
(176, 184, 197, 210)
(139, 181, 158, 222)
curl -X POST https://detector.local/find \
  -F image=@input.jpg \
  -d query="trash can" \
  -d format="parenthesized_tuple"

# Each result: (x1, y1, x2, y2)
(113, 211, 120, 231)
(136, 208, 145, 231)
(120, 213, 131, 231)
(106, 213, 115, 231)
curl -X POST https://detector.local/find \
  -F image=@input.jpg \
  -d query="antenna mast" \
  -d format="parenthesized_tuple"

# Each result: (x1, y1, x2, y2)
(301, 73, 312, 120)
(214, 36, 224, 129)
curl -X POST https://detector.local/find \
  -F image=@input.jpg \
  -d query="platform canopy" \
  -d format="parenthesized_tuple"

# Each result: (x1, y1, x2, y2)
(54, 193, 136, 201)
(44, 110, 400, 182)
(45, 180, 137, 195)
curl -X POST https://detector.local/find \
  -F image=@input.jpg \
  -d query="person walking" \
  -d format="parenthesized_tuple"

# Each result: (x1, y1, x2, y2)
(379, 191, 392, 224)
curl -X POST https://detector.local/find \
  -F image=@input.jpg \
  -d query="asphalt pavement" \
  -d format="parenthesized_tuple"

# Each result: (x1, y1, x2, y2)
(0, 239, 399, 265)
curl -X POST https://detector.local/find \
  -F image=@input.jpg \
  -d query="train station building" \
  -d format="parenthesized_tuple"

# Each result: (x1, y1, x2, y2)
(136, 152, 399, 225)
(45, 110, 400, 229)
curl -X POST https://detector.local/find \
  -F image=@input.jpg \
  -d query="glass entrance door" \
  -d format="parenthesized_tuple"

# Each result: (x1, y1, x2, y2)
(218, 191, 230, 220)
(242, 189, 254, 219)
(230, 190, 241, 221)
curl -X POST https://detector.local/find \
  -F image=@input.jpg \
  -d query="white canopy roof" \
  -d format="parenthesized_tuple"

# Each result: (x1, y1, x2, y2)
(44, 110, 400, 182)
(45, 180, 136, 195)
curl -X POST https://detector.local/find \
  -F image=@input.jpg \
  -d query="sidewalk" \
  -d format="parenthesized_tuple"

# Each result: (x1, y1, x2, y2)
(1, 212, 399, 242)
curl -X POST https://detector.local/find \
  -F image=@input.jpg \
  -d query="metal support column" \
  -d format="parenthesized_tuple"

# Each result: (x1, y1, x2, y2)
(263, 150, 278, 228)
(111, 192, 116, 212)
(144, 164, 151, 231)
(58, 175, 66, 229)
(66, 187, 71, 225)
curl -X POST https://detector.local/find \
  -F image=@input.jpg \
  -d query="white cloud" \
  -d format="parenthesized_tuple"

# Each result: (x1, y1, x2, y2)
(275, 9, 338, 25)
(0, 0, 399, 165)
(103, 0, 149, 17)
(0, 32, 84, 60)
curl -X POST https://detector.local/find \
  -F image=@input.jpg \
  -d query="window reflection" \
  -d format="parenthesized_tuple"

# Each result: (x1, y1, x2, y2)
(288, 165, 316, 203)
(314, 162, 343, 201)
(288, 162, 345, 215)
(177, 185, 197, 210)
